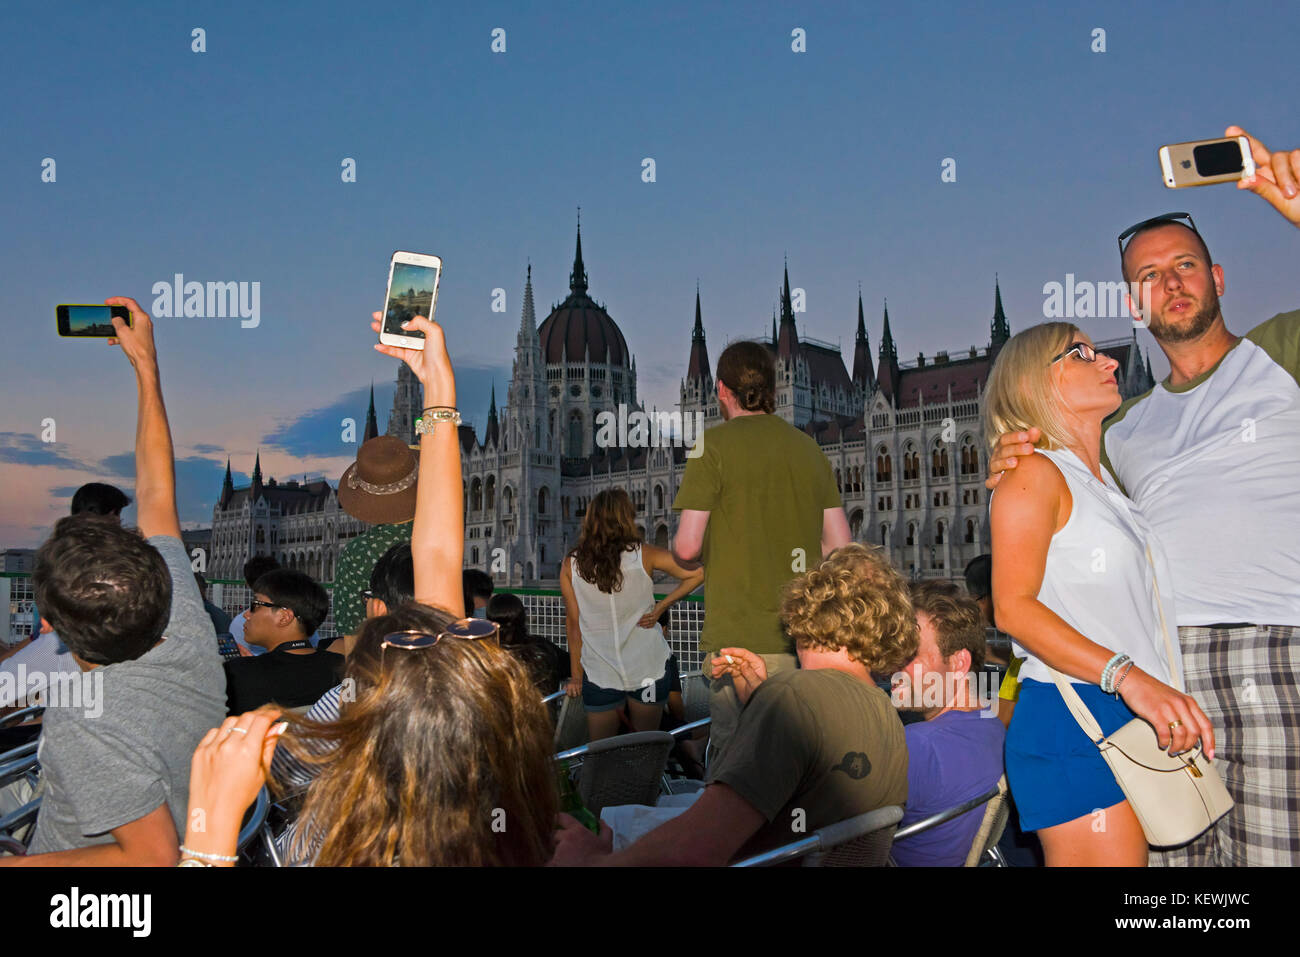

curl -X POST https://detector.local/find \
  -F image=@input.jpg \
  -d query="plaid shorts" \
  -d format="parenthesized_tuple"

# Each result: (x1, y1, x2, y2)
(1151, 624, 1300, 867)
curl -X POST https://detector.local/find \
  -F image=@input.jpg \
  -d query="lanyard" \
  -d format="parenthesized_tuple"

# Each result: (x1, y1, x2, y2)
(273, 639, 313, 653)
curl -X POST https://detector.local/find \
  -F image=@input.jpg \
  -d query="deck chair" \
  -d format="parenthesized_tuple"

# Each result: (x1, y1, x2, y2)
(553, 693, 588, 753)
(731, 804, 905, 867)
(889, 776, 1009, 867)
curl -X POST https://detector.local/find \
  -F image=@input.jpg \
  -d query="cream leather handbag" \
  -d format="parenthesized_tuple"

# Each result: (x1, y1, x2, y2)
(1048, 546, 1233, 848)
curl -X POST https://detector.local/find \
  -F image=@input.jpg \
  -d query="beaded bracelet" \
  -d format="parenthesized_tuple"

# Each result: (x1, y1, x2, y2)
(178, 844, 238, 864)
(1100, 653, 1131, 694)
(178, 857, 214, 867)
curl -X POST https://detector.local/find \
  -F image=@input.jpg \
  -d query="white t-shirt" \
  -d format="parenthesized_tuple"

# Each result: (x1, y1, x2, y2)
(1102, 312, 1300, 626)
(1010, 447, 1183, 688)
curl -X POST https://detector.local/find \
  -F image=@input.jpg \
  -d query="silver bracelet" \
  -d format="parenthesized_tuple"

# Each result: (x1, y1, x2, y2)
(1111, 660, 1136, 698)
(1100, 653, 1130, 694)
(178, 844, 238, 863)
(415, 408, 462, 434)
(178, 857, 214, 867)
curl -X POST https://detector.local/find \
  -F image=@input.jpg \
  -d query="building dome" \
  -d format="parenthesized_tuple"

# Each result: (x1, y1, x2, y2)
(537, 221, 631, 368)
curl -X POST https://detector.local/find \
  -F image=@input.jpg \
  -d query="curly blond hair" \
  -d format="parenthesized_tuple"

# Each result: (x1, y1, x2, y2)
(780, 543, 919, 675)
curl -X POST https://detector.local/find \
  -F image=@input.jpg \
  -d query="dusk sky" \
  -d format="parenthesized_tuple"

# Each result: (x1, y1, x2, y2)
(2, 1, 1297, 549)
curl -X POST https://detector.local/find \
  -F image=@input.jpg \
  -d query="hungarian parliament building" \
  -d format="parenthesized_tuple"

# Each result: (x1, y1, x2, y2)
(207, 223, 1155, 586)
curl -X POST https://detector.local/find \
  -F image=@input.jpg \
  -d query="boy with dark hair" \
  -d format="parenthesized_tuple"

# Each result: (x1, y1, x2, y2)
(69, 482, 131, 518)
(223, 568, 341, 713)
(3, 296, 226, 867)
(229, 554, 280, 656)
(463, 568, 494, 618)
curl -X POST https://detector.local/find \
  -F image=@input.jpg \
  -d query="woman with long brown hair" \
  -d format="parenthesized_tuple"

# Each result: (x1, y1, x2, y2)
(178, 313, 558, 866)
(559, 488, 703, 741)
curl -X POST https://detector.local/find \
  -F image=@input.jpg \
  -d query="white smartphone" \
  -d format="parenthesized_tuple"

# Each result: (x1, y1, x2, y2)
(380, 251, 442, 350)
(1158, 136, 1255, 189)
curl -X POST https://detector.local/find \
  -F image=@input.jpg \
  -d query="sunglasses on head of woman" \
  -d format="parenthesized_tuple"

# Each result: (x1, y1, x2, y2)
(378, 618, 501, 654)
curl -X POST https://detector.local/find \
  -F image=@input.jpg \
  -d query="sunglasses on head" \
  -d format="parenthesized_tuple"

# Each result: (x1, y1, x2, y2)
(1117, 211, 1200, 258)
(379, 618, 501, 654)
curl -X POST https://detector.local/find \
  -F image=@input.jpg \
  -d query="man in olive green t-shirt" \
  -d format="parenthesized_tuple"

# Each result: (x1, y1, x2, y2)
(673, 341, 850, 761)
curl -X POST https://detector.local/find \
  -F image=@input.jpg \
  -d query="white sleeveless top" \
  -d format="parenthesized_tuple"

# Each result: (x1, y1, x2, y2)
(1008, 447, 1184, 688)
(569, 545, 671, 692)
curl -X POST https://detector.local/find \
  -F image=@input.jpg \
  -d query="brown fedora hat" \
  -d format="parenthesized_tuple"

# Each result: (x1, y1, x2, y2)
(338, 435, 418, 525)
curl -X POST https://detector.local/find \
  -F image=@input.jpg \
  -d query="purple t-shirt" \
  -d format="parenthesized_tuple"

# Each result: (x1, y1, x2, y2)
(892, 708, 1005, 867)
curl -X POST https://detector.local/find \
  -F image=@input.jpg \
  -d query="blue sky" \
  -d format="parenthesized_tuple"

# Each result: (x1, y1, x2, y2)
(2, 1, 1297, 547)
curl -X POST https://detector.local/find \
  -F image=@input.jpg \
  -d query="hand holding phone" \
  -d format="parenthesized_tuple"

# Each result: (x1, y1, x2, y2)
(1158, 135, 1255, 188)
(379, 251, 442, 351)
(1226, 125, 1300, 228)
(371, 312, 456, 407)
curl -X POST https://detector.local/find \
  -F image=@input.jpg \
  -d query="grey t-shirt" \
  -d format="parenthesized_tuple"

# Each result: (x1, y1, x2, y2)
(29, 535, 228, 854)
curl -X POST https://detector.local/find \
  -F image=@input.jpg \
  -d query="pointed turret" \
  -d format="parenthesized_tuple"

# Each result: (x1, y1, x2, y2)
(876, 301, 901, 402)
(777, 260, 799, 359)
(686, 285, 711, 382)
(990, 274, 1010, 351)
(250, 450, 263, 500)
(363, 382, 379, 442)
(569, 213, 588, 295)
(485, 384, 500, 446)
(851, 288, 875, 393)
(519, 262, 538, 344)
(219, 457, 234, 509)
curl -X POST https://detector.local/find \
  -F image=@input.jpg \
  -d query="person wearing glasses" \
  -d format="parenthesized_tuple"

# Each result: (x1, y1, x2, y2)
(222, 569, 342, 714)
(988, 126, 1300, 866)
(985, 322, 1216, 867)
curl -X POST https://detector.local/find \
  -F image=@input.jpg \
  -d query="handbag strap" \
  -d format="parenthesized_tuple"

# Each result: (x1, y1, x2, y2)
(1047, 540, 1183, 741)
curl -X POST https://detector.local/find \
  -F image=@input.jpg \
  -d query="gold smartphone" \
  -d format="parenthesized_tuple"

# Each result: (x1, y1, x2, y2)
(1159, 136, 1255, 188)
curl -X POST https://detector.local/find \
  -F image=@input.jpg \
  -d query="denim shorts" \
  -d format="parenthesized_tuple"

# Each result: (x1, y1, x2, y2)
(1005, 678, 1134, 831)
(582, 668, 672, 712)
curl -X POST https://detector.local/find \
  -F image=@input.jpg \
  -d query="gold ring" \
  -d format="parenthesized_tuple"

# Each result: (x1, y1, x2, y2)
(1168, 720, 1183, 730)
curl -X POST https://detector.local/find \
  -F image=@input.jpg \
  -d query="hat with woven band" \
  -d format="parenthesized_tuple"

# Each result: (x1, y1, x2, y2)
(337, 435, 418, 525)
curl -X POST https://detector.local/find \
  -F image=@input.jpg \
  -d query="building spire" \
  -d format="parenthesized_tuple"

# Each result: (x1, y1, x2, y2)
(687, 286, 711, 383)
(879, 299, 896, 360)
(990, 273, 1010, 346)
(363, 382, 379, 441)
(852, 288, 874, 392)
(485, 383, 500, 446)
(777, 260, 799, 358)
(220, 456, 233, 509)
(876, 299, 901, 403)
(569, 209, 588, 294)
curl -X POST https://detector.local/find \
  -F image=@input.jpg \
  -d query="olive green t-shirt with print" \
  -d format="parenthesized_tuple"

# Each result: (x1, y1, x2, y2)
(672, 413, 841, 656)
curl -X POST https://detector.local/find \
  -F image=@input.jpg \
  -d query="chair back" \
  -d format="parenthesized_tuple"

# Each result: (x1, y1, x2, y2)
(0, 706, 45, 730)
(963, 774, 1010, 867)
(731, 804, 904, 867)
(553, 694, 588, 753)
(559, 731, 675, 817)
(679, 671, 710, 724)
(237, 787, 271, 857)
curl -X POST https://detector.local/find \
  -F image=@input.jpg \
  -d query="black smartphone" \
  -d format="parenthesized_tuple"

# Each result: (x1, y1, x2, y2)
(56, 304, 131, 337)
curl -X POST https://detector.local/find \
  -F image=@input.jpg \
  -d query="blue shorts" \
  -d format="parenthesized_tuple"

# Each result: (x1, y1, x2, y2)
(582, 668, 671, 713)
(1005, 678, 1134, 831)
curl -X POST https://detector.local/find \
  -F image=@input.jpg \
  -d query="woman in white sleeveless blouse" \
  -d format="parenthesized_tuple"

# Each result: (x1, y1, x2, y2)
(559, 489, 704, 742)
(986, 323, 1215, 867)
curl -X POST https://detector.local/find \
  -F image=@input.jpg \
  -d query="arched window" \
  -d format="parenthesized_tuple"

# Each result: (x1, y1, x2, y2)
(538, 487, 548, 515)
(568, 411, 583, 457)
(852, 466, 862, 493)
(876, 449, 892, 483)
(654, 484, 664, 511)
(835, 468, 842, 492)
(931, 442, 949, 478)
(880, 524, 889, 547)
(936, 520, 946, 545)
(849, 508, 864, 538)
(485, 475, 495, 511)
(903, 443, 919, 481)
(965, 518, 976, 544)
(503, 485, 514, 515)
(471, 477, 483, 512)
(906, 523, 916, 546)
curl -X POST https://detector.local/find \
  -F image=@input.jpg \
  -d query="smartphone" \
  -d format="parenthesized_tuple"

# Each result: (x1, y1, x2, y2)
(380, 252, 442, 351)
(1159, 136, 1255, 189)
(56, 304, 131, 337)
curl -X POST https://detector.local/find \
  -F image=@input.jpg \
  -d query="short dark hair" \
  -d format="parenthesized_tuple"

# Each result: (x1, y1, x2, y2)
(909, 580, 987, 672)
(252, 568, 330, 638)
(716, 341, 776, 413)
(463, 569, 494, 616)
(369, 542, 414, 609)
(963, 554, 992, 601)
(34, 515, 172, 664)
(243, 554, 280, 590)
(1120, 220, 1213, 282)
(487, 592, 528, 647)
(70, 483, 131, 517)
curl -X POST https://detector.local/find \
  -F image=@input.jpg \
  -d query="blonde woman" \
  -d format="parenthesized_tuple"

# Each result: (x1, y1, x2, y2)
(986, 323, 1214, 867)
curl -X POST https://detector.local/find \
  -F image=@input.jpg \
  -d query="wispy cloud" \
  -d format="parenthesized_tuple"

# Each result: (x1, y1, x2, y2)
(0, 433, 94, 471)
